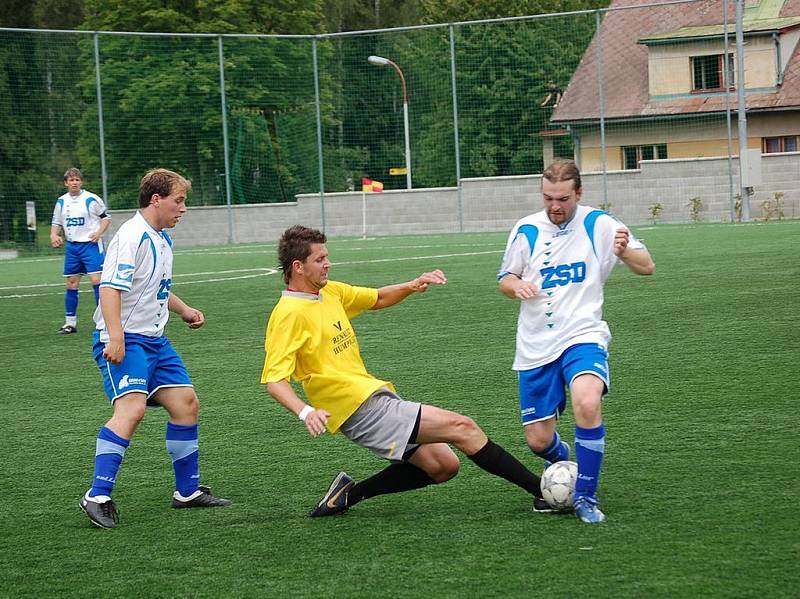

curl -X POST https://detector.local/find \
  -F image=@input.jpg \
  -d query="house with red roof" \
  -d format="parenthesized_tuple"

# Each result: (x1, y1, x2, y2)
(550, 0, 800, 172)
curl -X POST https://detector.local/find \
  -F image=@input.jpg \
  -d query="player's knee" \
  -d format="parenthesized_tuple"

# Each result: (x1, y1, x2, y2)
(430, 453, 460, 483)
(450, 413, 482, 443)
(526, 437, 551, 454)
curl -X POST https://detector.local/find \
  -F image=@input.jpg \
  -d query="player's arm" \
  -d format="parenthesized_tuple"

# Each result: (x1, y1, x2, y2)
(371, 269, 447, 310)
(168, 292, 205, 329)
(499, 273, 538, 300)
(50, 224, 64, 248)
(100, 287, 125, 364)
(614, 227, 655, 275)
(89, 214, 111, 242)
(266, 379, 329, 438)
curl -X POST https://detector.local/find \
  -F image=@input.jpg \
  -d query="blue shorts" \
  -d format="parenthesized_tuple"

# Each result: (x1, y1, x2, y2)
(64, 241, 104, 276)
(518, 343, 610, 426)
(93, 332, 193, 405)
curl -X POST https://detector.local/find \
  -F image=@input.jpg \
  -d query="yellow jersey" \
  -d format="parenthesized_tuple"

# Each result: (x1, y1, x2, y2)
(261, 280, 394, 433)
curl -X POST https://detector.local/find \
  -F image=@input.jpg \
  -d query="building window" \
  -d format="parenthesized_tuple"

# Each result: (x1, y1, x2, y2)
(622, 144, 668, 169)
(691, 54, 735, 92)
(763, 135, 799, 153)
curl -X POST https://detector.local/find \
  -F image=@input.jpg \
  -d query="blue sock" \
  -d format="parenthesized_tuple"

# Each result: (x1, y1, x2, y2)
(166, 422, 200, 497)
(65, 288, 79, 317)
(92, 283, 100, 305)
(89, 427, 129, 497)
(534, 431, 570, 463)
(574, 424, 605, 502)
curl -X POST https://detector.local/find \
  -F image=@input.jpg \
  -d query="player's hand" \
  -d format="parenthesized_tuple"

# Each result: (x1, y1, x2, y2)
(410, 269, 447, 292)
(182, 308, 205, 329)
(305, 408, 330, 437)
(88, 231, 100, 242)
(50, 235, 63, 248)
(614, 227, 630, 257)
(103, 338, 125, 364)
(514, 281, 538, 300)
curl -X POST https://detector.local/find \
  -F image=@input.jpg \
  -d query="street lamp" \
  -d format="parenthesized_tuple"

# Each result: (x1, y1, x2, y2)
(368, 55, 412, 189)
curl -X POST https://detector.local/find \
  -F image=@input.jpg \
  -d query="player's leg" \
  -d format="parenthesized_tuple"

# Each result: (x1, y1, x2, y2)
(519, 363, 570, 466)
(85, 241, 104, 305)
(414, 404, 543, 499)
(58, 273, 81, 333)
(564, 343, 609, 523)
(150, 339, 230, 508)
(81, 338, 151, 527)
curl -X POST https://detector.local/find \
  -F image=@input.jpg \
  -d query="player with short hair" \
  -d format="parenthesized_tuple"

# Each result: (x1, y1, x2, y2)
(498, 159, 655, 524)
(262, 225, 549, 517)
(79, 168, 231, 529)
(50, 168, 111, 334)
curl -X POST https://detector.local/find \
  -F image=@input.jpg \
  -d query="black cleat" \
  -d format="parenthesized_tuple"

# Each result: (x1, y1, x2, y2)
(79, 491, 119, 529)
(57, 325, 77, 335)
(172, 485, 232, 509)
(308, 471, 355, 517)
(533, 496, 557, 513)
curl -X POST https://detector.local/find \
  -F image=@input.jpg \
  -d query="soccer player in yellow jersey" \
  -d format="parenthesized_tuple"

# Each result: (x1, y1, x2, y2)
(262, 225, 552, 516)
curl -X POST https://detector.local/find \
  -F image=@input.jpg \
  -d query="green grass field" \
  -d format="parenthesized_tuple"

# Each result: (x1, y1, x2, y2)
(1, 221, 798, 598)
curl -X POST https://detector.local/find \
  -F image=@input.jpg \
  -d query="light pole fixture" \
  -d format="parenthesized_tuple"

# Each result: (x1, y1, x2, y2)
(368, 55, 412, 189)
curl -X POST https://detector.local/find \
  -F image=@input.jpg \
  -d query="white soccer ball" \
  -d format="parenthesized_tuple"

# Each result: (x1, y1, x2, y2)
(540, 460, 578, 511)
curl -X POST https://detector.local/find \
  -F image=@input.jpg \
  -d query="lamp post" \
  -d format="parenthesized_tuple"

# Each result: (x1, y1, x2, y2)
(368, 55, 412, 189)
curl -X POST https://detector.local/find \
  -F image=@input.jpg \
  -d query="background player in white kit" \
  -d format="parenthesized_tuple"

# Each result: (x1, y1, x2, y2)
(498, 159, 654, 524)
(79, 168, 230, 529)
(50, 168, 111, 335)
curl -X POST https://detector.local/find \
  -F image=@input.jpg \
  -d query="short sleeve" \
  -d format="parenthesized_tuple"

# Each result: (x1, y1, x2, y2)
(100, 231, 142, 291)
(261, 307, 308, 384)
(51, 199, 63, 226)
(326, 281, 377, 319)
(498, 223, 537, 280)
(88, 196, 108, 217)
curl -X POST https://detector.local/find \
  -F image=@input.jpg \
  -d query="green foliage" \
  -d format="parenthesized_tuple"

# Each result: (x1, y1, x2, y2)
(648, 202, 663, 225)
(687, 196, 703, 222)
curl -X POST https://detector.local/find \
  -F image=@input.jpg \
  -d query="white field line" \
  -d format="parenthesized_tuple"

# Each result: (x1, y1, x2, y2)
(0, 249, 502, 300)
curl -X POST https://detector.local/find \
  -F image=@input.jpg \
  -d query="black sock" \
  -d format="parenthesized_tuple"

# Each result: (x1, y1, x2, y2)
(348, 462, 436, 506)
(468, 439, 542, 498)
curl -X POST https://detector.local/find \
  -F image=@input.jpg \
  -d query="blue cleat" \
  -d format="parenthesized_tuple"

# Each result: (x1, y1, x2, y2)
(574, 496, 606, 524)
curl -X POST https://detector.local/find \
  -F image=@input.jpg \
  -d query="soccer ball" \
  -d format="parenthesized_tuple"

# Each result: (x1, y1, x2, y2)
(540, 460, 578, 511)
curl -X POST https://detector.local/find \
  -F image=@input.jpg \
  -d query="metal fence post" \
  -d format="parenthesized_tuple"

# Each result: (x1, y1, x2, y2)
(595, 10, 608, 206)
(723, 0, 735, 222)
(312, 37, 326, 233)
(735, 0, 751, 221)
(449, 25, 463, 232)
(217, 35, 234, 243)
(93, 33, 108, 203)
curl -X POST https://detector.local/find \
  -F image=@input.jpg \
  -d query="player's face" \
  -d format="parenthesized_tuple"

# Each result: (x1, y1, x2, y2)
(542, 178, 581, 225)
(64, 176, 82, 194)
(298, 243, 330, 291)
(153, 185, 188, 229)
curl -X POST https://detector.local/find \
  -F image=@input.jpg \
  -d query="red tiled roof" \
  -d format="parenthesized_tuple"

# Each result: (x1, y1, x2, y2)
(552, 0, 800, 122)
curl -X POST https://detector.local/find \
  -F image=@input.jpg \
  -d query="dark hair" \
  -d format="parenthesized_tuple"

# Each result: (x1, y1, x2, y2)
(542, 159, 581, 191)
(63, 168, 83, 181)
(139, 168, 191, 208)
(278, 225, 327, 284)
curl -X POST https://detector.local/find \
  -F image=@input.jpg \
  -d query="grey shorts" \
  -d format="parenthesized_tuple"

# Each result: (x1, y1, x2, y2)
(339, 388, 421, 462)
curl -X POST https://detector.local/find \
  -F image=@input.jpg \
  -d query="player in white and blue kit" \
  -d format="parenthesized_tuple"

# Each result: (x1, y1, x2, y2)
(79, 168, 231, 529)
(50, 168, 111, 334)
(498, 159, 654, 524)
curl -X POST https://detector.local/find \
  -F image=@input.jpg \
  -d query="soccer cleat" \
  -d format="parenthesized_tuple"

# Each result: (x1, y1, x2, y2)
(172, 485, 232, 509)
(308, 471, 355, 517)
(57, 325, 77, 335)
(533, 496, 557, 513)
(574, 496, 606, 524)
(79, 491, 119, 529)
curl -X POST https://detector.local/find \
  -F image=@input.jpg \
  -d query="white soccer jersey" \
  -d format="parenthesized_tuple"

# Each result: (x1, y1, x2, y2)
(51, 190, 108, 243)
(498, 204, 646, 370)
(94, 211, 174, 342)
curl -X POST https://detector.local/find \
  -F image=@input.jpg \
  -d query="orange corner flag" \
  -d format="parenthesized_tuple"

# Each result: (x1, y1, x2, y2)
(361, 177, 384, 193)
